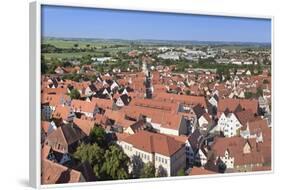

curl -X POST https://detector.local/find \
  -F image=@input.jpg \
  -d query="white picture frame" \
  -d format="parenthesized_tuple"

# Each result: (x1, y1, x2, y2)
(29, 1, 274, 189)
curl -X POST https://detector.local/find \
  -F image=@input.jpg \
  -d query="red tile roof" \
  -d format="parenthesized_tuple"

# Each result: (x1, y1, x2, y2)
(71, 99, 96, 113)
(211, 136, 265, 166)
(154, 93, 207, 107)
(52, 106, 73, 121)
(122, 131, 184, 156)
(189, 167, 216, 176)
(235, 110, 256, 126)
(121, 105, 183, 130)
(41, 159, 83, 184)
(73, 117, 95, 136)
(91, 97, 113, 110)
(218, 99, 258, 114)
(130, 98, 179, 113)
(41, 94, 70, 107)
(41, 121, 50, 134)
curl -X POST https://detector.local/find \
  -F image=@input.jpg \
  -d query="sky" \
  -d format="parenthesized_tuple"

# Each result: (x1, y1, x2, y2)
(41, 5, 271, 43)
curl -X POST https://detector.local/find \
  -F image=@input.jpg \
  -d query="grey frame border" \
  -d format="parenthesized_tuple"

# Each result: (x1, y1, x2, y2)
(29, 1, 274, 189)
(30, 1, 41, 189)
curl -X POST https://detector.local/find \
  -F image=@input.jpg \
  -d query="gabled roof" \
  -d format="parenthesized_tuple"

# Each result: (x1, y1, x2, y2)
(193, 104, 206, 118)
(87, 83, 97, 92)
(154, 92, 207, 107)
(104, 109, 135, 129)
(52, 106, 73, 121)
(235, 110, 255, 126)
(73, 117, 95, 136)
(188, 129, 203, 151)
(211, 136, 265, 166)
(118, 94, 131, 105)
(47, 124, 86, 147)
(234, 104, 243, 113)
(128, 120, 146, 133)
(130, 98, 179, 113)
(41, 94, 70, 107)
(218, 98, 258, 113)
(91, 97, 113, 110)
(247, 118, 268, 135)
(121, 105, 183, 130)
(41, 159, 83, 184)
(71, 99, 97, 113)
(122, 131, 184, 157)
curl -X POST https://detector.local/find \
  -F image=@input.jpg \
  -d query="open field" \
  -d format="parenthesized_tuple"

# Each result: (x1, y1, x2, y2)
(42, 38, 134, 60)
(42, 38, 132, 48)
(42, 52, 103, 59)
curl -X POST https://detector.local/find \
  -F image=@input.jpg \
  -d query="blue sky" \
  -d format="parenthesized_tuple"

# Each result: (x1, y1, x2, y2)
(41, 5, 271, 43)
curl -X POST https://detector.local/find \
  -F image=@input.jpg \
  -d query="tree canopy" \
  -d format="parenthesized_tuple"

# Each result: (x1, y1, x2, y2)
(89, 125, 107, 148)
(102, 145, 130, 180)
(140, 162, 155, 178)
(74, 143, 105, 179)
(69, 89, 80, 100)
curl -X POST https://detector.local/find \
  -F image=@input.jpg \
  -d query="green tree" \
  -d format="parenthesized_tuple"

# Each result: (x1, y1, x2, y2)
(244, 92, 253, 99)
(102, 145, 130, 180)
(80, 54, 92, 65)
(41, 55, 48, 74)
(74, 143, 105, 179)
(89, 125, 107, 147)
(69, 89, 80, 100)
(177, 168, 185, 176)
(140, 162, 155, 178)
(74, 43, 79, 48)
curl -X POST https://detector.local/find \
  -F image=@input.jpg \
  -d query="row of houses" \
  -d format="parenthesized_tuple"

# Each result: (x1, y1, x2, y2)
(40, 67, 271, 184)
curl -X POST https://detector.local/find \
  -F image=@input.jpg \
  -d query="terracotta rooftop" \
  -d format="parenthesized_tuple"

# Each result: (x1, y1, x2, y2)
(121, 105, 183, 130)
(122, 131, 184, 157)
(71, 99, 97, 113)
(41, 94, 70, 107)
(189, 167, 216, 176)
(52, 105, 73, 121)
(154, 92, 207, 108)
(73, 118, 95, 136)
(235, 110, 256, 126)
(211, 136, 265, 166)
(41, 159, 83, 184)
(218, 98, 258, 114)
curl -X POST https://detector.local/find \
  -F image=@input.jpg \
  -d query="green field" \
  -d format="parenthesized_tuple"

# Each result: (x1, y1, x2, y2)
(42, 38, 132, 48)
(42, 38, 134, 60)
(43, 52, 105, 59)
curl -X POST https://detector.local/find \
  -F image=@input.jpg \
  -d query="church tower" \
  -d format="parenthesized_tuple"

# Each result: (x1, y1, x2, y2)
(143, 63, 153, 99)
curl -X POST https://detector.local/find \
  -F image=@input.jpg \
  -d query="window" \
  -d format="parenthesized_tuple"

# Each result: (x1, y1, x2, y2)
(165, 159, 167, 164)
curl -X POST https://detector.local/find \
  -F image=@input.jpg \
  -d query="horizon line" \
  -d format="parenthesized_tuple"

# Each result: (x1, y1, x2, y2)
(42, 36, 271, 45)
